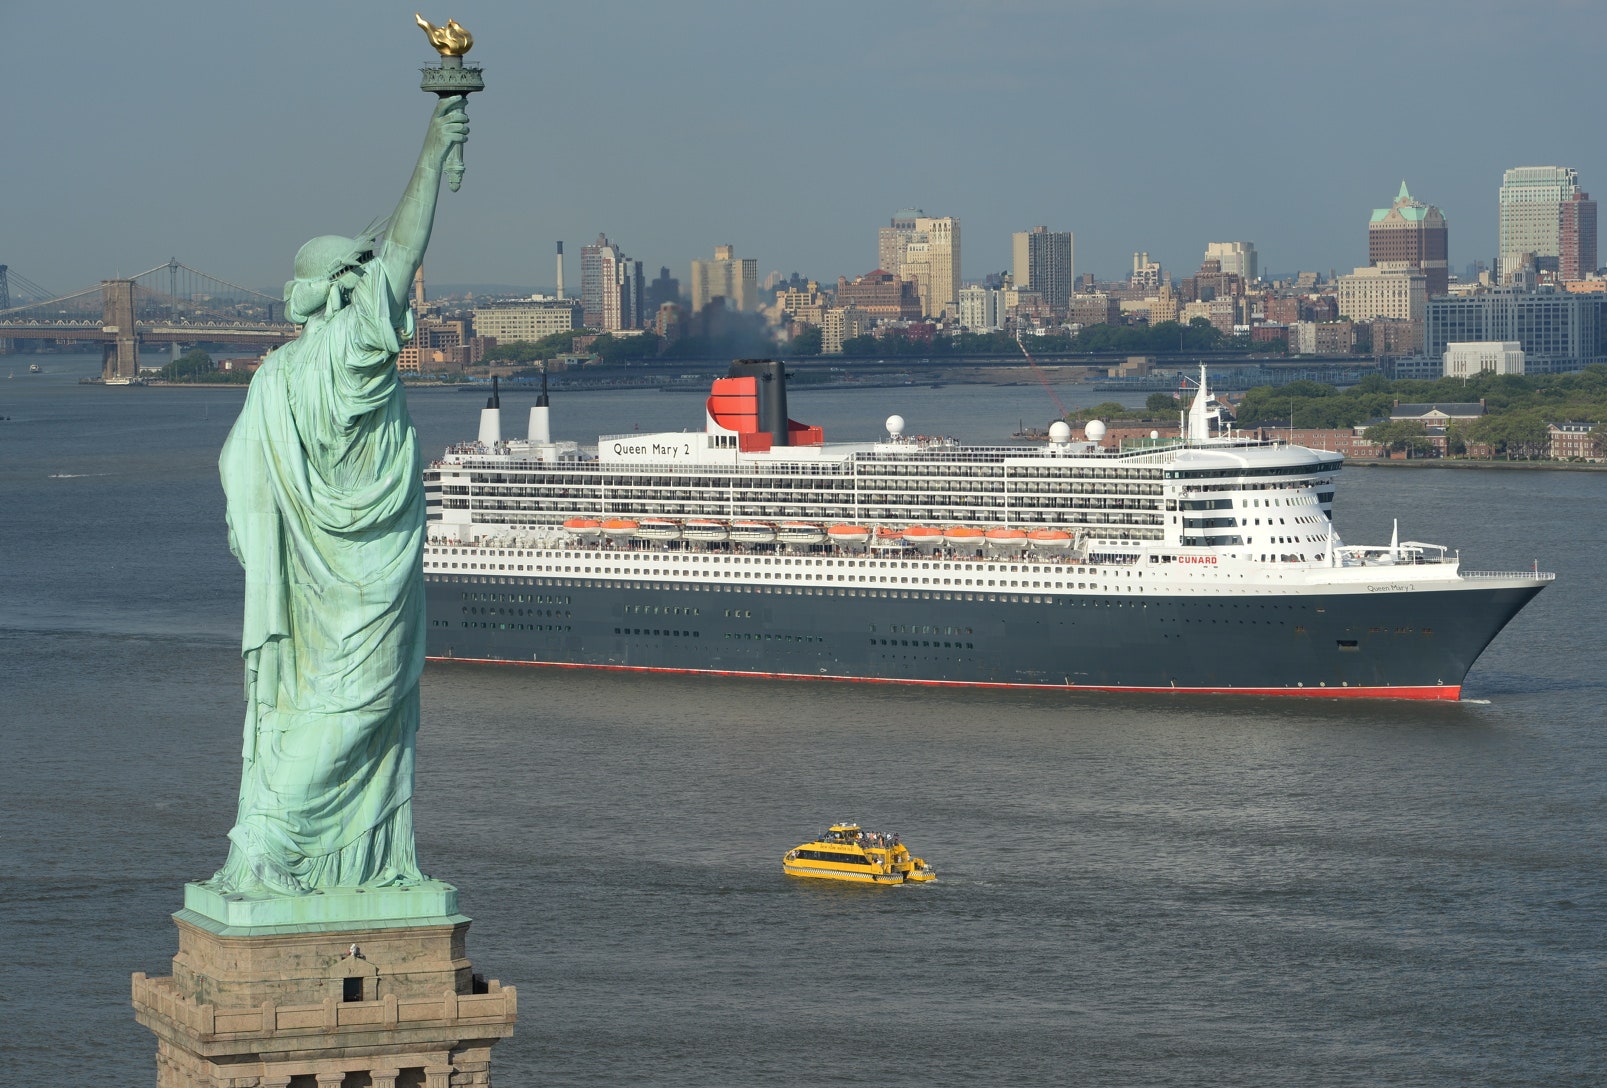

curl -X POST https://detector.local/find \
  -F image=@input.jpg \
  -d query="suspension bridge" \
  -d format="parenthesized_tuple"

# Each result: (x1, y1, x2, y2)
(0, 261, 299, 381)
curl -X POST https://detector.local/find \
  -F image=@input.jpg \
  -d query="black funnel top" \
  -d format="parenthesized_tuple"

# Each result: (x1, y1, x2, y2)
(728, 358, 788, 448)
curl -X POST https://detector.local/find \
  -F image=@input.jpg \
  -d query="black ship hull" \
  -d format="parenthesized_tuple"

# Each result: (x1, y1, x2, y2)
(425, 573, 1543, 700)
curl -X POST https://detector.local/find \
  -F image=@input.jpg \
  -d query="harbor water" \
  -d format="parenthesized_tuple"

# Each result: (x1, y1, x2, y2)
(1, 355, 1602, 1085)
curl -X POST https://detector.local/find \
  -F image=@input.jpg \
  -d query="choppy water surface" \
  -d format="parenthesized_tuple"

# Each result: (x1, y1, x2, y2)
(1, 356, 1602, 1085)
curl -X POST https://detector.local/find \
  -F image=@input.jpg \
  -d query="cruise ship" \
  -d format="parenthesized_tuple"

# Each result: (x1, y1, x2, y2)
(422, 360, 1551, 700)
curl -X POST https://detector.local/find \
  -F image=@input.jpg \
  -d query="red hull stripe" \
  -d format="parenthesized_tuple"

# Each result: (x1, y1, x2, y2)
(425, 656, 1462, 701)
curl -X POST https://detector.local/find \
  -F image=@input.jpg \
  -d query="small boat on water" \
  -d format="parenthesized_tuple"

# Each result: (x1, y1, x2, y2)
(783, 823, 935, 884)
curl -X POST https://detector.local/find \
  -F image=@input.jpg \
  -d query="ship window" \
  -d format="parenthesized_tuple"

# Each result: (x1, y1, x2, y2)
(1337, 640, 1358, 651)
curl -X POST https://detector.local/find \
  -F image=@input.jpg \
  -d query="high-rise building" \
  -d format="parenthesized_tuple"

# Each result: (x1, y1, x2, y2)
(579, 233, 645, 331)
(645, 266, 681, 312)
(958, 285, 1005, 331)
(776, 281, 827, 327)
(1559, 190, 1599, 282)
(472, 299, 583, 343)
(1499, 166, 1586, 281)
(835, 270, 923, 322)
(1011, 227, 1074, 314)
(1069, 292, 1120, 328)
(1337, 263, 1427, 324)
(820, 306, 867, 355)
(689, 244, 759, 314)
(1204, 242, 1258, 283)
(878, 209, 924, 278)
(898, 216, 961, 319)
(1131, 252, 1163, 288)
(1369, 182, 1448, 296)
(1425, 286, 1607, 373)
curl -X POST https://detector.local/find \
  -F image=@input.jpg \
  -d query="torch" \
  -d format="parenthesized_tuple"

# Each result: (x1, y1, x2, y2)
(416, 13, 483, 192)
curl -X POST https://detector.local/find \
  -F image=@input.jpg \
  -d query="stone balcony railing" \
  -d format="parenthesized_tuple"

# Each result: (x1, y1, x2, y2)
(132, 972, 517, 1043)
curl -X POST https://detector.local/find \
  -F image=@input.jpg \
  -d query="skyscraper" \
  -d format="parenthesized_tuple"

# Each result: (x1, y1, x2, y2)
(580, 233, 645, 331)
(898, 216, 961, 319)
(689, 245, 759, 314)
(1368, 182, 1448, 296)
(878, 209, 923, 277)
(1011, 226, 1074, 314)
(1559, 189, 1598, 282)
(1203, 241, 1258, 284)
(1498, 166, 1588, 281)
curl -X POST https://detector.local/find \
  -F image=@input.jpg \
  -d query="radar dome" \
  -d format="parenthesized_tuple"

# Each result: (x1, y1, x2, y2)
(1150, 430, 1159, 440)
(1048, 421, 1073, 444)
(886, 414, 905, 437)
(1085, 420, 1107, 443)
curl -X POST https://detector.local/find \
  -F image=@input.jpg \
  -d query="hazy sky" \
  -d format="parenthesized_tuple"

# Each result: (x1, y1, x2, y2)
(12, 0, 1607, 299)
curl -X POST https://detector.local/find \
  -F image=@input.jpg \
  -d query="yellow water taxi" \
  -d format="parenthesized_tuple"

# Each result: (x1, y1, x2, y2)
(783, 823, 935, 884)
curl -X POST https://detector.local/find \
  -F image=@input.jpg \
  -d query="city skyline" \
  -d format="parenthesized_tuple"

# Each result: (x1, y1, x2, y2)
(10, 1, 1607, 297)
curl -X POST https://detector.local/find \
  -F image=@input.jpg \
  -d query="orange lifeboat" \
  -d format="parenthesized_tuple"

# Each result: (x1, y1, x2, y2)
(985, 527, 1029, 552)
(902, 525, 943, 551)
(600, 517, 638, 540)
(943, 526, 986, 553)
(563, 517, 602, 540)
(1027, 528, 1073, 551)
(827, 524, 871, 546)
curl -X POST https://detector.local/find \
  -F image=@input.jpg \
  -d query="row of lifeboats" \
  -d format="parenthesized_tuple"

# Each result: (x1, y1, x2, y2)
(560, 517, 1075, 552)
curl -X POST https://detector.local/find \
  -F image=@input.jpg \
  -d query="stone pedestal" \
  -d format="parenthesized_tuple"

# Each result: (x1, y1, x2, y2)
(133, 883, 516, 1087)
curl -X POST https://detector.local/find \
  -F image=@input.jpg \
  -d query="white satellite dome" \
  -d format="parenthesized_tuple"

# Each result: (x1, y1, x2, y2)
(886, 414, 906, 438)
(1048, 421, 1073, 444)
(1084, 420, 1107, 443)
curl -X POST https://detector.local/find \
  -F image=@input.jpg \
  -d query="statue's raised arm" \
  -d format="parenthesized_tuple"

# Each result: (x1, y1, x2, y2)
(378, 95, 469, 314)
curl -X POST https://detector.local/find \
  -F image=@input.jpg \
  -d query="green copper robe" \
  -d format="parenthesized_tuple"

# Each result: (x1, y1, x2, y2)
(210, 269, 425, 895)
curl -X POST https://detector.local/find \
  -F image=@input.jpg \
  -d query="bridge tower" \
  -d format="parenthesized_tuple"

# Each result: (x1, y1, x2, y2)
(101, 278, 139, 382)
(0, 265, 10, 355)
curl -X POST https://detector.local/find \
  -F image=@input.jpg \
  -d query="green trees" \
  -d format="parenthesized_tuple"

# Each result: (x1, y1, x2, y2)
(1146, 391, 1181, 414)
(481, 329, 590, 364)
(588, 332, 663, 363)
(787, 327, 823, 356)
(160, 349, 214, 382)
(1362, 419, 1432, 455)
(1464, 410, 1551, 459)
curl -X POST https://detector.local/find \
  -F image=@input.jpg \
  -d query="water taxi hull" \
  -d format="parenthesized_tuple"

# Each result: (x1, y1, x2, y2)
(782, 862, 931, 884)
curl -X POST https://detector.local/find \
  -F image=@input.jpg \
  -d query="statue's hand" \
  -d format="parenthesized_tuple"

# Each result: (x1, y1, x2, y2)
(427, 95, 470, 163)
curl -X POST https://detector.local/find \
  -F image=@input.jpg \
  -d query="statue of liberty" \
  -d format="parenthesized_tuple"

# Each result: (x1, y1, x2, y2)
(206, 94, 468, 897)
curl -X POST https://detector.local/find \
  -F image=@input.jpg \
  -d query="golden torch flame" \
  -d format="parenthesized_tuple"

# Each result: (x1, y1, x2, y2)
(415, 13, 473, 57)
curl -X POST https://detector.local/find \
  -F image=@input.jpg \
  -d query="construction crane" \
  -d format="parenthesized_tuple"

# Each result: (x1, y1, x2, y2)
(1014, 331, 1068, 419)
